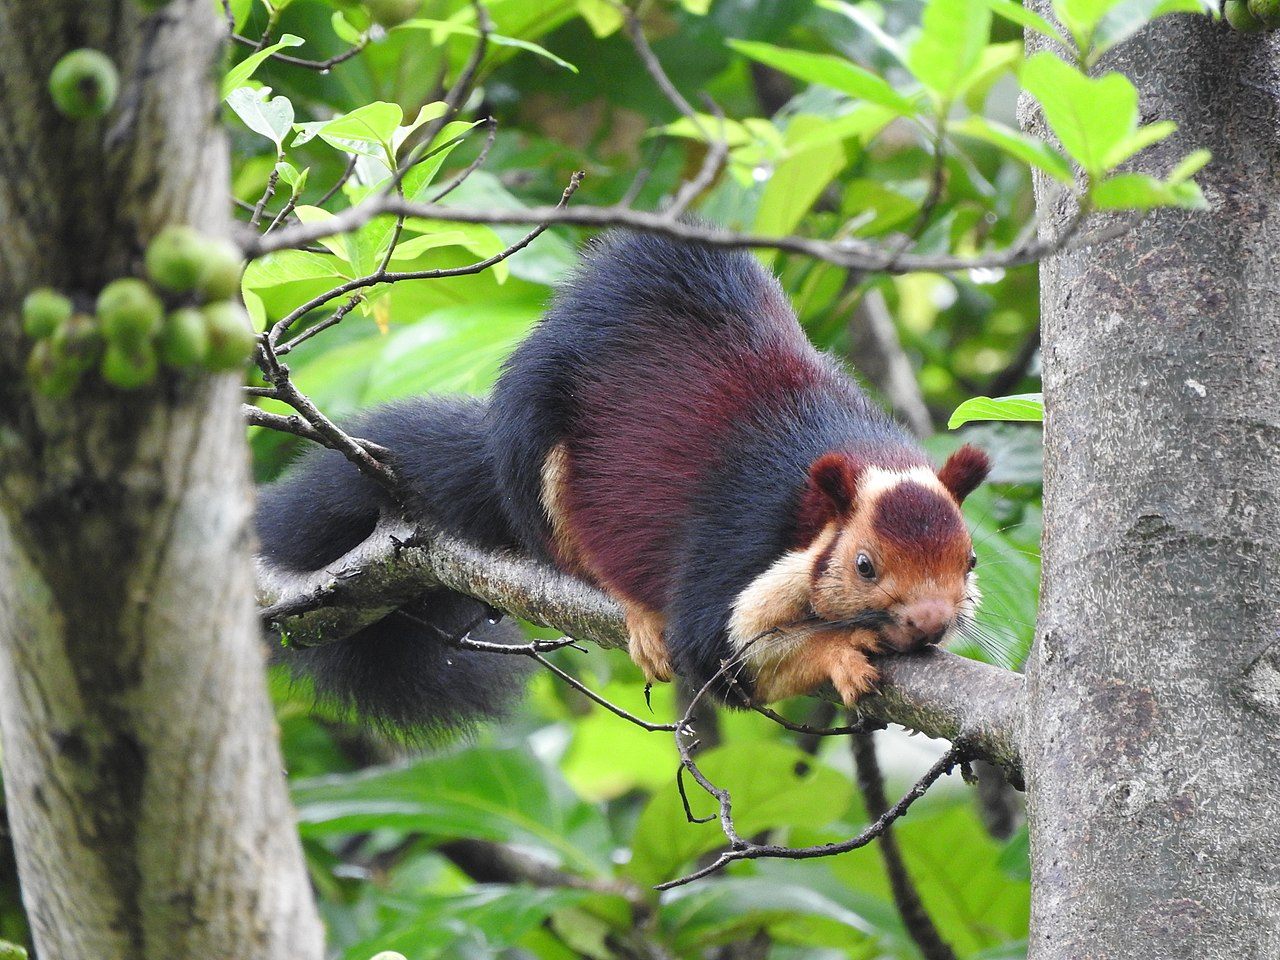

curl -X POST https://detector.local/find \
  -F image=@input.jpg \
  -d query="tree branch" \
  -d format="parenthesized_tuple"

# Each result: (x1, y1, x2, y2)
(255, 519, 1025, 781)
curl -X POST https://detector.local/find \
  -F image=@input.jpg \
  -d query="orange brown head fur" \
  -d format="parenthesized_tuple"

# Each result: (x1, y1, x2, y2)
(804, 445, 991, 654)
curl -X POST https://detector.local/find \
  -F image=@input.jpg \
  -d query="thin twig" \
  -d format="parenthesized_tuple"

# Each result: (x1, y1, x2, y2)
(316, 154, 359, 208)
(428, 116, 498, 203)
(250, 165, 280, 229)
(242, 404, 392, 459)
(656, 743, 966, 889)
(244, 192, 1098, 276)
(276, 294, 364, 356)
(230, 31, 367, 71)
(265, 170, 585, 346)
(254, 335, 405, 501)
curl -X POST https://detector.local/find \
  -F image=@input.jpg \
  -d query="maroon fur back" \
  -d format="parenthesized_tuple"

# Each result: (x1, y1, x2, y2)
(558, 317, 830, 610)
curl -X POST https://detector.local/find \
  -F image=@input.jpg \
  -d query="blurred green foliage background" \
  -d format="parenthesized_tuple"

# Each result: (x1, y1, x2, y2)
(4, 0, 1056, 956)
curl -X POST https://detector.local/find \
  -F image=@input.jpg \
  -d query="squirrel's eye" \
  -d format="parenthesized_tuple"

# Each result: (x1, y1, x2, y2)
(968, 551, 978, 571)
(855, 553, 876, 580)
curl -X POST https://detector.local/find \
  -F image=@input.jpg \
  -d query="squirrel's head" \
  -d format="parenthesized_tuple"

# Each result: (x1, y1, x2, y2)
(799, 445, 990, 653)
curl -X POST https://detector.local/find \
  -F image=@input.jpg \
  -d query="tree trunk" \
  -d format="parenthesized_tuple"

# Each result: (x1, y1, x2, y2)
(1024, 16, 1280, 960)
(0, 3, 324, 958)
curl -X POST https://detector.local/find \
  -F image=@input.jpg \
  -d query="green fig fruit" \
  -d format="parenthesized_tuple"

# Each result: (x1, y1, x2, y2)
(202, 302, 258, 371)
(51, 313, 104, 371)
(97, 278, 163, 346)
(27, 340, 82, 398)
(1225, 0, 1264, 30)
(366, 0, 421, 28)
(22, 288, 73, 339)
(159, 308, 210, 368)
(1247, 0, 1280, 26)
(145, 225, 206, 293)
(49, 49, 119, 120)
(101, 341, 159, 390)
(194, 239, 245, 302)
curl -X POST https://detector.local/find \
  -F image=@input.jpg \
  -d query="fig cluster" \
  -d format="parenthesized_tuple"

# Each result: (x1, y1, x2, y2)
(22, 227, 256, 396)
(1225, 0, 1280, 31)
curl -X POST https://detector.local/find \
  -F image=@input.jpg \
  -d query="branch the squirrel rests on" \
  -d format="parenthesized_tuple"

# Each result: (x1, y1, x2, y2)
(253, 231, 1025, 781)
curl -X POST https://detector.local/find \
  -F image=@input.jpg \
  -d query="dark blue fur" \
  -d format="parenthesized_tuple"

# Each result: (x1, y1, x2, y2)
(256, 396, 531, 737)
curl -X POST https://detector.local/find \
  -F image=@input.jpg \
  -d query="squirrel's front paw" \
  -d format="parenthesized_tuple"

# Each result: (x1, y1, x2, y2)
(625, 604, 673, 683)
(827, 649, 879, 707)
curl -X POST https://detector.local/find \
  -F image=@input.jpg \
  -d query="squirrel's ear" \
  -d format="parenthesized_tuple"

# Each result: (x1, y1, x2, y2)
(937, 445, 991, 503)
(808, 452, 863, 515)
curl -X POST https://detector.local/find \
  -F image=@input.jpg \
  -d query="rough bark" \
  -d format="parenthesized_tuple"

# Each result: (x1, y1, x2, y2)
(0, 3, 324, 958)
(258, 519, 1026, 779)
(1023, 16, 1280, 960)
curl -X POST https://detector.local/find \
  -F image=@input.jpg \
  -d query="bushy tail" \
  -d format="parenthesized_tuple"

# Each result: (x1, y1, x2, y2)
(255, 396, 533, 737)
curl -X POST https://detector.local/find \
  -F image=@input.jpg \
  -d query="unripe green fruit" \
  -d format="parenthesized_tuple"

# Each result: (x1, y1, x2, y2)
(52, 313, 104, 371)
(195, 239, 245, 302)
(101, 341, 159, 390)
(49, 49, 119, 120)
(365, 0, 421, 27)
(146, 225, 206, 293)
(160, 308, 209, 368)
(26, 340, 82, 398)
(97, 278, 163, 346)
(1225, 0, 1264, 30)
(1247, 0, 1280, 25)
(22, 288, 73, 339)
(202, 302, 257, 371)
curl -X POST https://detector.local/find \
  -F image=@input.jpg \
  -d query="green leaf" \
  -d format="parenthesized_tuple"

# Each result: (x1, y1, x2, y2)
(1103, 119, 1175, 168)
(841, 179, 923, 237)
(948, 393, 1045, 428)
(628, 742, 854, 885)
(816, 0, 908, 65)
(292, 206, 352, 263)
(330, 10, 363, 44)
(754, 115, 851, 243)
(362, 301, 536, 400)
(316, 101, 403, 152)
(391, 102, 449, 157)
(829, 799, 1031, 954)
(1168, 148, 1211, 182)
(1091, 172, 1207, 210)
(786, 104, 897, 151)
(907, 0, 993, 100)
(1052, 0, 1123, 45)
(220, 34, 305, 97)
(397, 19, 579, 73)
(728, 40, 916, 115)
(663, 879, 877, 952)
(293, 745, 612, 873)
(680, 0, 713, 12)
(274, 161, 309, 198)
(985, 0, 1070, 45)
(656, 114, 754, 147)
(954, 116, 1074, 184)
(576, 0, 624, 36)
(959, 41, 1023, 112)
(226, 86, 294, 151)
(1021, 53, 1137, 176)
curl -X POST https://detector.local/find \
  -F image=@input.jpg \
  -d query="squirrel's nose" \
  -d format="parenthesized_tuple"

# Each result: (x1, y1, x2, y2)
(902, 600, 952, 646)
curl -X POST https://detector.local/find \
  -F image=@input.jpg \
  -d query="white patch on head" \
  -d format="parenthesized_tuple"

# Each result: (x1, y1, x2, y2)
(858, 465, 946, 505)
